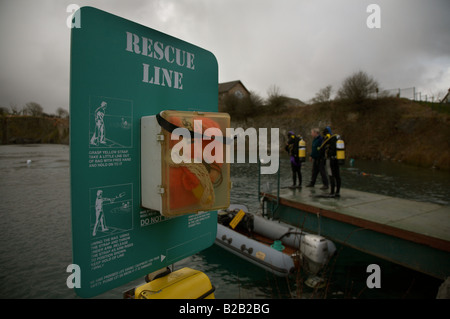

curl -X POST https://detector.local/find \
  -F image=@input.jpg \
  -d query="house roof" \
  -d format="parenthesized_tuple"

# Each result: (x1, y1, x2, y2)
(218, 80, 250, 94)
(285, 97, 306, 107)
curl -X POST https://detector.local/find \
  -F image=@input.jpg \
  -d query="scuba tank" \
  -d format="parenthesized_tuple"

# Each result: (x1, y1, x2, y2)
(298, 136, 306, 162)
(336, 136, 345, 165)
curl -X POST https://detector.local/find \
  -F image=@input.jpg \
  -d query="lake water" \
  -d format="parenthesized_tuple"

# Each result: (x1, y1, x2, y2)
(0, 144, 447, 299)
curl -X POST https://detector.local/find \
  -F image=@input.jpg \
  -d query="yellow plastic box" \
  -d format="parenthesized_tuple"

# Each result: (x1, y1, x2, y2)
(134, 267, 215, 299)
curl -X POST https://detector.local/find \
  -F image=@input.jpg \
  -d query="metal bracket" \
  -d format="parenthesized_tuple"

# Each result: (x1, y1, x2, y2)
(156, 134, 164, 142)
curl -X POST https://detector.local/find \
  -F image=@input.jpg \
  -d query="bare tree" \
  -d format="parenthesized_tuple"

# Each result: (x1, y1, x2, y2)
(266, 85, 288, 114)
(56, 107, 69, 118)
(311, 85, 333, 103)
(9, 103, 21, 115)
(248, 91, 264, 109)
(337, 71, 379, 103)
(23, 102, 44, 116)
(224, 91, 264, 120)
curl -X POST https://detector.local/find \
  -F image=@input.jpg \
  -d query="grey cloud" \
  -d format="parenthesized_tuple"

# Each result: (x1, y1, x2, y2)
(0, 0, 449, 114)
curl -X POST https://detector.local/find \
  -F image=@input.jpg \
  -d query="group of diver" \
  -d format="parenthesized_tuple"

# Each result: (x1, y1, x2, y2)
(285, 126, 341, 198)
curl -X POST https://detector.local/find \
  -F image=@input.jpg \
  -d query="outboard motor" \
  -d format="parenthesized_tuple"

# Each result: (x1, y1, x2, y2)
(300, 234, 334, 275)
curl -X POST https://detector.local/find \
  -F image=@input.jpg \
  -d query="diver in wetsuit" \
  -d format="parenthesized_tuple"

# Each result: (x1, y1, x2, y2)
(285, 131, 302, 189)
(318, 126, 341, 197)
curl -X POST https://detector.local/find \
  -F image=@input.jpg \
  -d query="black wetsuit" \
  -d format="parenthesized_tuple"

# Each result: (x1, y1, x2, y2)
(319, 134, 341, 196)
(285, 135, 302, 187)
(309, 135, 329, 187)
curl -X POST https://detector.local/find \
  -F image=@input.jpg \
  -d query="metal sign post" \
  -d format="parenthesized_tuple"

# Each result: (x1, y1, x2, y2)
(70, 7, 219, 298)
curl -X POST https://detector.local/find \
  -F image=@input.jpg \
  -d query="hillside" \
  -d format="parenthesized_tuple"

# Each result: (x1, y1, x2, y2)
(232, 98, 450, 170)
(1, 98, 449, 170)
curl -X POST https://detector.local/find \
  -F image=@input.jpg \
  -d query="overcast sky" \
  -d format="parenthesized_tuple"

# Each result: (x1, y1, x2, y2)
(1, 0, 449, 114)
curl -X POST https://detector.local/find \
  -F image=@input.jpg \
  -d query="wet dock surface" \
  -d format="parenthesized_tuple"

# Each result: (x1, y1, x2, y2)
(267, 187, 449, 246)
(262, 187, 450, 278)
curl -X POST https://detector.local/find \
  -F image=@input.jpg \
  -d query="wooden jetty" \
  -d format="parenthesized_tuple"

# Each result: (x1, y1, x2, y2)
(261, 187, 450, 280)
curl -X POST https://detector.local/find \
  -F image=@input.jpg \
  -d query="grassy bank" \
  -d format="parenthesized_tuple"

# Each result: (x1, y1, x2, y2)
(0, 115, 69, 145)
(232, 98, 450, 170)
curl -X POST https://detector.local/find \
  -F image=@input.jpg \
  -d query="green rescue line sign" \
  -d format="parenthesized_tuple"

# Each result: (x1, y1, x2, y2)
(70, 7, 219, 298)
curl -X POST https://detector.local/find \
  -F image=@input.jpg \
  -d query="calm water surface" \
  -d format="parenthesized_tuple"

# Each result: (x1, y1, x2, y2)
(0, 144, 447, 299)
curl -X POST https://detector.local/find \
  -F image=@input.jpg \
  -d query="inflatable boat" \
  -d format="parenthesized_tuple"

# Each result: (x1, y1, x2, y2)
(215, 205, 336, 277)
